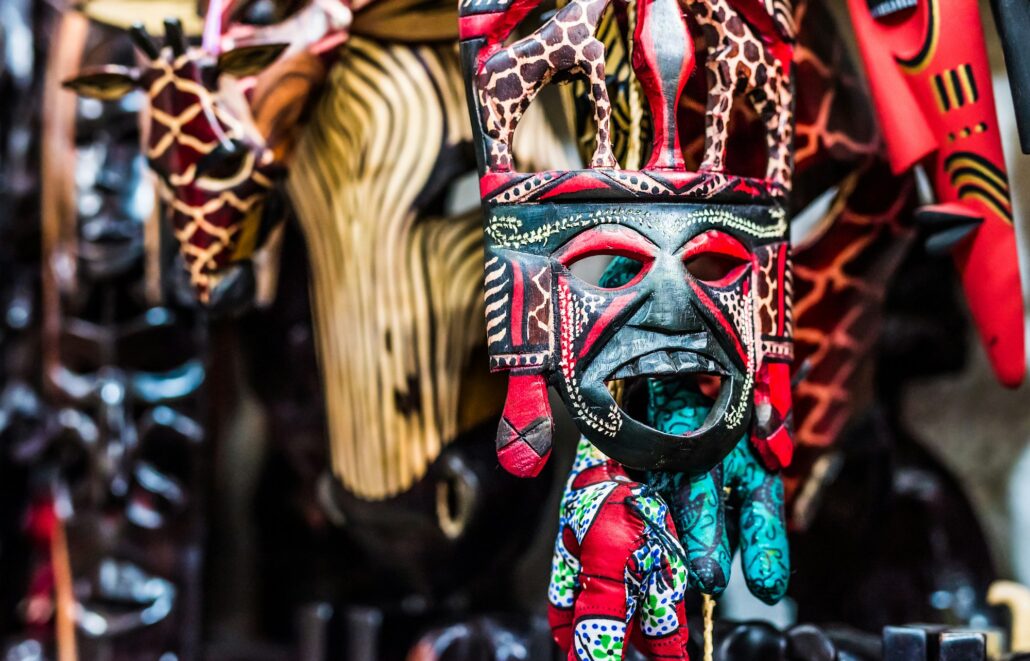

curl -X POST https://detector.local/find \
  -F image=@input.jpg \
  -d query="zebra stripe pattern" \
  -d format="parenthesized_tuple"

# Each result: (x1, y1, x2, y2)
(782, 253, 794, 336)
(286, 37, 567, 499)
(484, 255, 510, 345)
(287, 38, 486, 500)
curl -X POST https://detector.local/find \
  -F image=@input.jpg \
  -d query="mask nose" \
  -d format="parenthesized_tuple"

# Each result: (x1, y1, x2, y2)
(629, 279, 704, 334)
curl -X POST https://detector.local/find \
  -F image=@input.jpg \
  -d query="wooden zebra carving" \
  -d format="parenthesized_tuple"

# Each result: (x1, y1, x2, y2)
(63, 10, 568, 500)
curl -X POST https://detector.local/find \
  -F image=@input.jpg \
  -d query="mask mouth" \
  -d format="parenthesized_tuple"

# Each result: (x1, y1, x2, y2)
(608, 349, 724, 381)
(76, 558, 176, 638)
(605, 349, 727, 429)
(78, 229, 145, 280)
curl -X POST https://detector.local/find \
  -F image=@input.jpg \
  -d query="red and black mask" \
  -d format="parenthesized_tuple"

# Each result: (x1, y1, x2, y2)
(484, 200, 791, 476)
(460, 0, 797, 478)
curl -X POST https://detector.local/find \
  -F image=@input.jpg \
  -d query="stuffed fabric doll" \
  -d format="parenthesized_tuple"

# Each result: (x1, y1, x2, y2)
(546, 401, 790, 660)
(547, 437, 691, 658)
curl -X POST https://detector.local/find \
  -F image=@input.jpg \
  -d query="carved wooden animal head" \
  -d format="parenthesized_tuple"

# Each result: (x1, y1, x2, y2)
(63, 19, 289, 307)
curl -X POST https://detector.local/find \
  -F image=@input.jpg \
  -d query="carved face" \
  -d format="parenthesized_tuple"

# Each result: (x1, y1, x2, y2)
(485, 200, 792, 475)
(48, 307, 204, 513)
(459, 0, 799, 478)
(73, 92, 154, 280)
(35, 306, 204, 641)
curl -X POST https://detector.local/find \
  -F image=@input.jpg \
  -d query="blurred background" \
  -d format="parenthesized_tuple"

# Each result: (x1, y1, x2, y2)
(1, 0, 1029, 659)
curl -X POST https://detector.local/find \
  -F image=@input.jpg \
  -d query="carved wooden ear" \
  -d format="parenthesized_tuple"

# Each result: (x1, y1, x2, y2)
(217, 43, 290, 78)
(62, 65, 141, 100)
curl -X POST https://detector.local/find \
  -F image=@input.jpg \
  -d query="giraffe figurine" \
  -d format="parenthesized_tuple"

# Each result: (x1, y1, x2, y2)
(476, 0, 621, 172)
(684, 0, 796, 189)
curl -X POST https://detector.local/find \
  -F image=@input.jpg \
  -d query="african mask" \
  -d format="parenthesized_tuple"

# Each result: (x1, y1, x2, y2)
(848, 0, 1026, 388)
(460, 0, 797, 477)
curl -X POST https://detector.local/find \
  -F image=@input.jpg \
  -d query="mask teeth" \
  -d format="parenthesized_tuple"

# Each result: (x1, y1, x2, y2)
(750, 361, 794, 470)
(495, 373, 554, 478)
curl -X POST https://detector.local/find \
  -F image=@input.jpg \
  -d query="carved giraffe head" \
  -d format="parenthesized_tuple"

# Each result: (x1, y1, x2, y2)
(63, 19, 289, 307)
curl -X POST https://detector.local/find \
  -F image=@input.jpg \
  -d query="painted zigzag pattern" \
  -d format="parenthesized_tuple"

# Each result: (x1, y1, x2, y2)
(484, 255, 510, 345)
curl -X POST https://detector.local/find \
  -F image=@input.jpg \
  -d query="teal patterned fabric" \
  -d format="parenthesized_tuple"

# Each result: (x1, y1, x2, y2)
(644, 378, 789, 603)
(597, 256, 641, 289)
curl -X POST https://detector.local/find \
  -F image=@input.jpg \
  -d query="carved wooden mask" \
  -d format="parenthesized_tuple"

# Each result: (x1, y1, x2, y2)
(460, 0, 798, 477)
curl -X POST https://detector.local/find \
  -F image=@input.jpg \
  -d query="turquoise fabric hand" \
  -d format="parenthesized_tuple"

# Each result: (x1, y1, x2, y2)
(646, 378, 790, 604)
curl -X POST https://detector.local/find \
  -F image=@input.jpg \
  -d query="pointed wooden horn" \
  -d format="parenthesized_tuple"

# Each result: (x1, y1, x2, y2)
(164, 17, 187, 56)
(128, 22, 161, 60)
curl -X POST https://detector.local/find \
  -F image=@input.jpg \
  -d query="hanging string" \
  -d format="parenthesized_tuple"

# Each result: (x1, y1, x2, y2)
(703, 593, 715, 661)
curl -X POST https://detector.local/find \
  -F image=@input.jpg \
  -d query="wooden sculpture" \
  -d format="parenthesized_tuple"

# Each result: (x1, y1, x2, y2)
(848, 0, 1026, 389)
(51, 0, 1029, 655)
(549, 0, 1025, 652)
(62, 14, 568, 613)
(59, 8, 574, 656)
(684, 0, 795, 185)
(461, 0, 797, 476)
(23, 14, 208, 659)
(475, 0, 618, 170)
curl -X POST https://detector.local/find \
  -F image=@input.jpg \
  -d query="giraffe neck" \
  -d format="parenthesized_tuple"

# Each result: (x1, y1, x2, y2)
(689, 0, 733, 27)
(575, 0, 614, 31)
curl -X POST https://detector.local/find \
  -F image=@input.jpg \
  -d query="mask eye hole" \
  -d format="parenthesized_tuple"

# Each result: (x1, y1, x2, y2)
(680, 230, 752, 286)
(598, 256, 646, 288)
(555, 226, 656, 290)
(684, 253, 749, 284)
(204, 151, 247, 179)
(566, 254, 647, 289)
